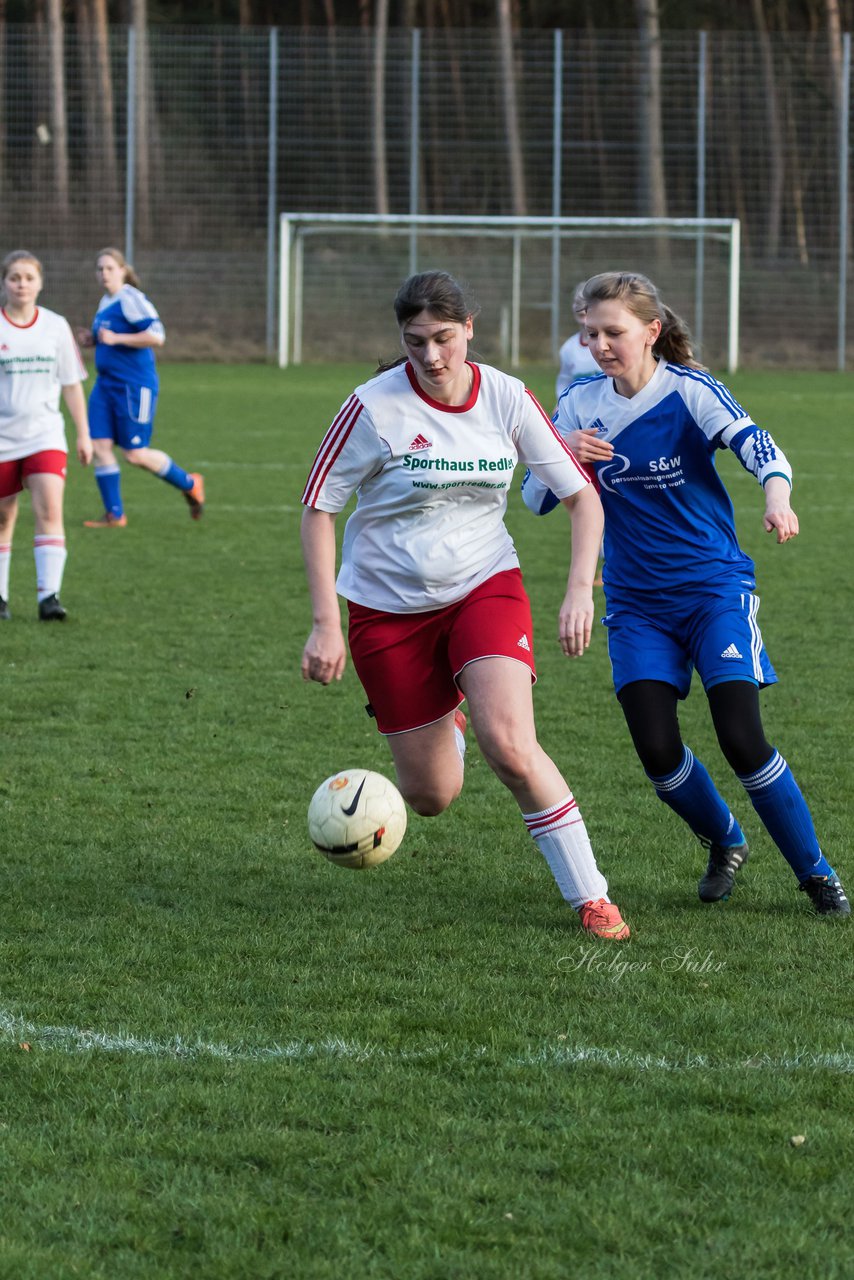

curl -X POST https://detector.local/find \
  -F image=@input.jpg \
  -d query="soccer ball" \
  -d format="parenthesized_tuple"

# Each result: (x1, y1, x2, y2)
(307, 769, 407, 870)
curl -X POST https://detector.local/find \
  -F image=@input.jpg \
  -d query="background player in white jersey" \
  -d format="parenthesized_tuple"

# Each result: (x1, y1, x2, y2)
(76, 248, 204, 527)
(301, 270, 629, 941)
(555, 282, 600, 402)
(0, 250, 92, 621)
(522, 270, 848, 919)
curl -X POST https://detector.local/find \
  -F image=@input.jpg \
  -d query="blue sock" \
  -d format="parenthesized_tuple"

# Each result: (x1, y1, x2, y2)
(94, 465, 123, 518)
(156, 456, 193, 491)
(648, 746, 745, 847)
(738, 750, 833, 882)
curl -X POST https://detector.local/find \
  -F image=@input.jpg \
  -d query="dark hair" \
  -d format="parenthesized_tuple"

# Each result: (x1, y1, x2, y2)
(581, 271, 705, 369)
(393, 270, 480, 326)
(375, 270, 480, 375)
(96, 247, 142, 290)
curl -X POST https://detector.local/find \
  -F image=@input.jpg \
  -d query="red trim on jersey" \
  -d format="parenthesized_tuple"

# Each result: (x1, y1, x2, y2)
(523, 389, 593, 483)
(1, 307, 39, 329)
(405, 360, 481, 413)
(302, 394, 364, 507)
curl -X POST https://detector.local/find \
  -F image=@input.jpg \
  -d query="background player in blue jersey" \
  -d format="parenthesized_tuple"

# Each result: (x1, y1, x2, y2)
(77, 248, 204, 527)
(522, 270, 848, 919)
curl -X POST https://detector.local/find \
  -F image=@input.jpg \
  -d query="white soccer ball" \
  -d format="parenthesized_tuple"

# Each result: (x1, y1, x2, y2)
(307, 769, 407, 870)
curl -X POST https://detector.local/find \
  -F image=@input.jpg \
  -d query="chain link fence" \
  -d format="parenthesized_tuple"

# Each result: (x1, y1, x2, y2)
(1, 24, 850, 367)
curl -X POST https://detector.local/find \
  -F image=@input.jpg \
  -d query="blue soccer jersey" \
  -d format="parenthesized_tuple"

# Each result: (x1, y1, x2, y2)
(92, 285, 164, 389)
(522, 359, 792, 602)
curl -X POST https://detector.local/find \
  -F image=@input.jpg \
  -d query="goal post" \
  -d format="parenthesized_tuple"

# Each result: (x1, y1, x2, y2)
(278, 213, 741, 373)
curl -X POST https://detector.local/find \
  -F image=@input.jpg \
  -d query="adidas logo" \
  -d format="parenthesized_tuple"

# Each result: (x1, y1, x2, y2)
(589, 417, 607, 436)
(408, 433, 432, 451)
(517, 633, 531, 651)
(720, 642, 743, 659)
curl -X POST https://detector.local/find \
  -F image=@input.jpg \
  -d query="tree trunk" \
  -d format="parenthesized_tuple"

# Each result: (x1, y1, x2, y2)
(0, 0, 6, 197)
(497, 0, 527, 216)
(373, 0, 390, 217)
(47, 0, 70, 222)
(634, 0, 667, 219)
(751, 0, 784, 260)
(90, 0, 119, 213)
(131, 0, 155, 246)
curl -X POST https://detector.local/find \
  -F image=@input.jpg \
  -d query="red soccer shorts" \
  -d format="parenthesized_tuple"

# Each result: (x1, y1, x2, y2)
(347, 567, 537, 735)
(0, 450, 67, 499)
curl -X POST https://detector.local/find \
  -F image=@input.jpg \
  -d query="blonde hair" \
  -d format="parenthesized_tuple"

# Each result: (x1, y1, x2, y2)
(96, 247, 142, 290)
(581, 271, 705, 369)
(3, 249, 43, 277)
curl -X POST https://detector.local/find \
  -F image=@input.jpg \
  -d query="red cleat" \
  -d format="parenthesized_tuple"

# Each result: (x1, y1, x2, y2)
(184, 473, 205, 519)
(579, 898, 630, 941)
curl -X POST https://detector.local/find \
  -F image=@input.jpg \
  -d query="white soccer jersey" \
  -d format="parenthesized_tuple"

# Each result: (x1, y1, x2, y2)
(556, 331, 600, 399)
(522, 359, 793, 599)
(302, 360, 590, 612)
(0, 307, 87, 462)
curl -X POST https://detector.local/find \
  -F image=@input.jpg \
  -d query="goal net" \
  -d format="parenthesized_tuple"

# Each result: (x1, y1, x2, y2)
(278, 213, 740, 372)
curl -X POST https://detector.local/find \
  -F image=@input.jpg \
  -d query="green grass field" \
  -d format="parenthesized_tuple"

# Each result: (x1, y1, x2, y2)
(1, 363, 851, 1279)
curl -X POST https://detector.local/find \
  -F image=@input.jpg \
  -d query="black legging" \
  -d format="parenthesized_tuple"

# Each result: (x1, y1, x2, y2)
(617, 679, 774, 778)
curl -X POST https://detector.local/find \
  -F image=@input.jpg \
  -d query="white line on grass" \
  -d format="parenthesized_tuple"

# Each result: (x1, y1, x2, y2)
(1, 1010, 852, 1073)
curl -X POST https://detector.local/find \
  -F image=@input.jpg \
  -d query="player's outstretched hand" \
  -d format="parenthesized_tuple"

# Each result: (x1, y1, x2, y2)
(558, 586, 595, 658)
(567, 428, 614, 464)
(763, 477, 799, 544)
(302, 624, 347, 684)
(77, 435, 94, 466)
(764, 507, 799, 543)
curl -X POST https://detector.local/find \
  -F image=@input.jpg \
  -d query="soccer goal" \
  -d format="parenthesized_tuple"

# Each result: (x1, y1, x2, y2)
(278, 213, 741, 372)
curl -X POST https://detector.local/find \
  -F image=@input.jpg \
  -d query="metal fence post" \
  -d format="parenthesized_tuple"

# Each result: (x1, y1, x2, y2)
(550, 28, 563, 362)
(266, 27, 279, 358)
(125, 26, 136, 261)
(695, 30, 707, 355)
(838, 32, 850, 372)
(409, 28, 421, 276)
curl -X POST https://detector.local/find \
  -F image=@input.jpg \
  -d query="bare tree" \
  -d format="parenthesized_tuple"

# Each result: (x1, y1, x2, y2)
(497, 0, 527, 216)
(373, 0, 390, 217)
(0, 0, 6, 198)
(634, 0, 667, 219)
(131, 0, 155, 244)
(47, 0, 70, 222)
(751, 0, 784, 259)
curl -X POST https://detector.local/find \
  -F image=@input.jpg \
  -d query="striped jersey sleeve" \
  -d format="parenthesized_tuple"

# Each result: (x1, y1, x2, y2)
(301, 394, 388, 511)
(119, 286, 165, 340)
(669, 364, 793, 489)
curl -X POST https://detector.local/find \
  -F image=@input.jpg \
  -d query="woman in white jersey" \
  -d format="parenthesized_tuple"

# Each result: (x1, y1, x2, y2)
(0, 250, 92, 621)
(555, 282, 599, 401)
(523, 270, 848, 919)
(301, 271, 629, 941)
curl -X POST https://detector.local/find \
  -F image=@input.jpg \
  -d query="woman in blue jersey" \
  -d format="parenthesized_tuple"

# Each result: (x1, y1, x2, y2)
(77, 248, 204, 527)
(522, 270, 848, 918)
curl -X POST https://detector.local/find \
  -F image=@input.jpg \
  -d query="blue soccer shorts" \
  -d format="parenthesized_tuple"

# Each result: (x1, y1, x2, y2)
(603, 589, 777, 698)
(88, 380, 158, 450)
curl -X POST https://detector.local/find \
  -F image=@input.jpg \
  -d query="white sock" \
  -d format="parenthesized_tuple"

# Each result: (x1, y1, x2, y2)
(0, 542, 10, 600)
(523, 794, 609, 909)
(34, 535, 67, 601)
(454, 724, 466, 765)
